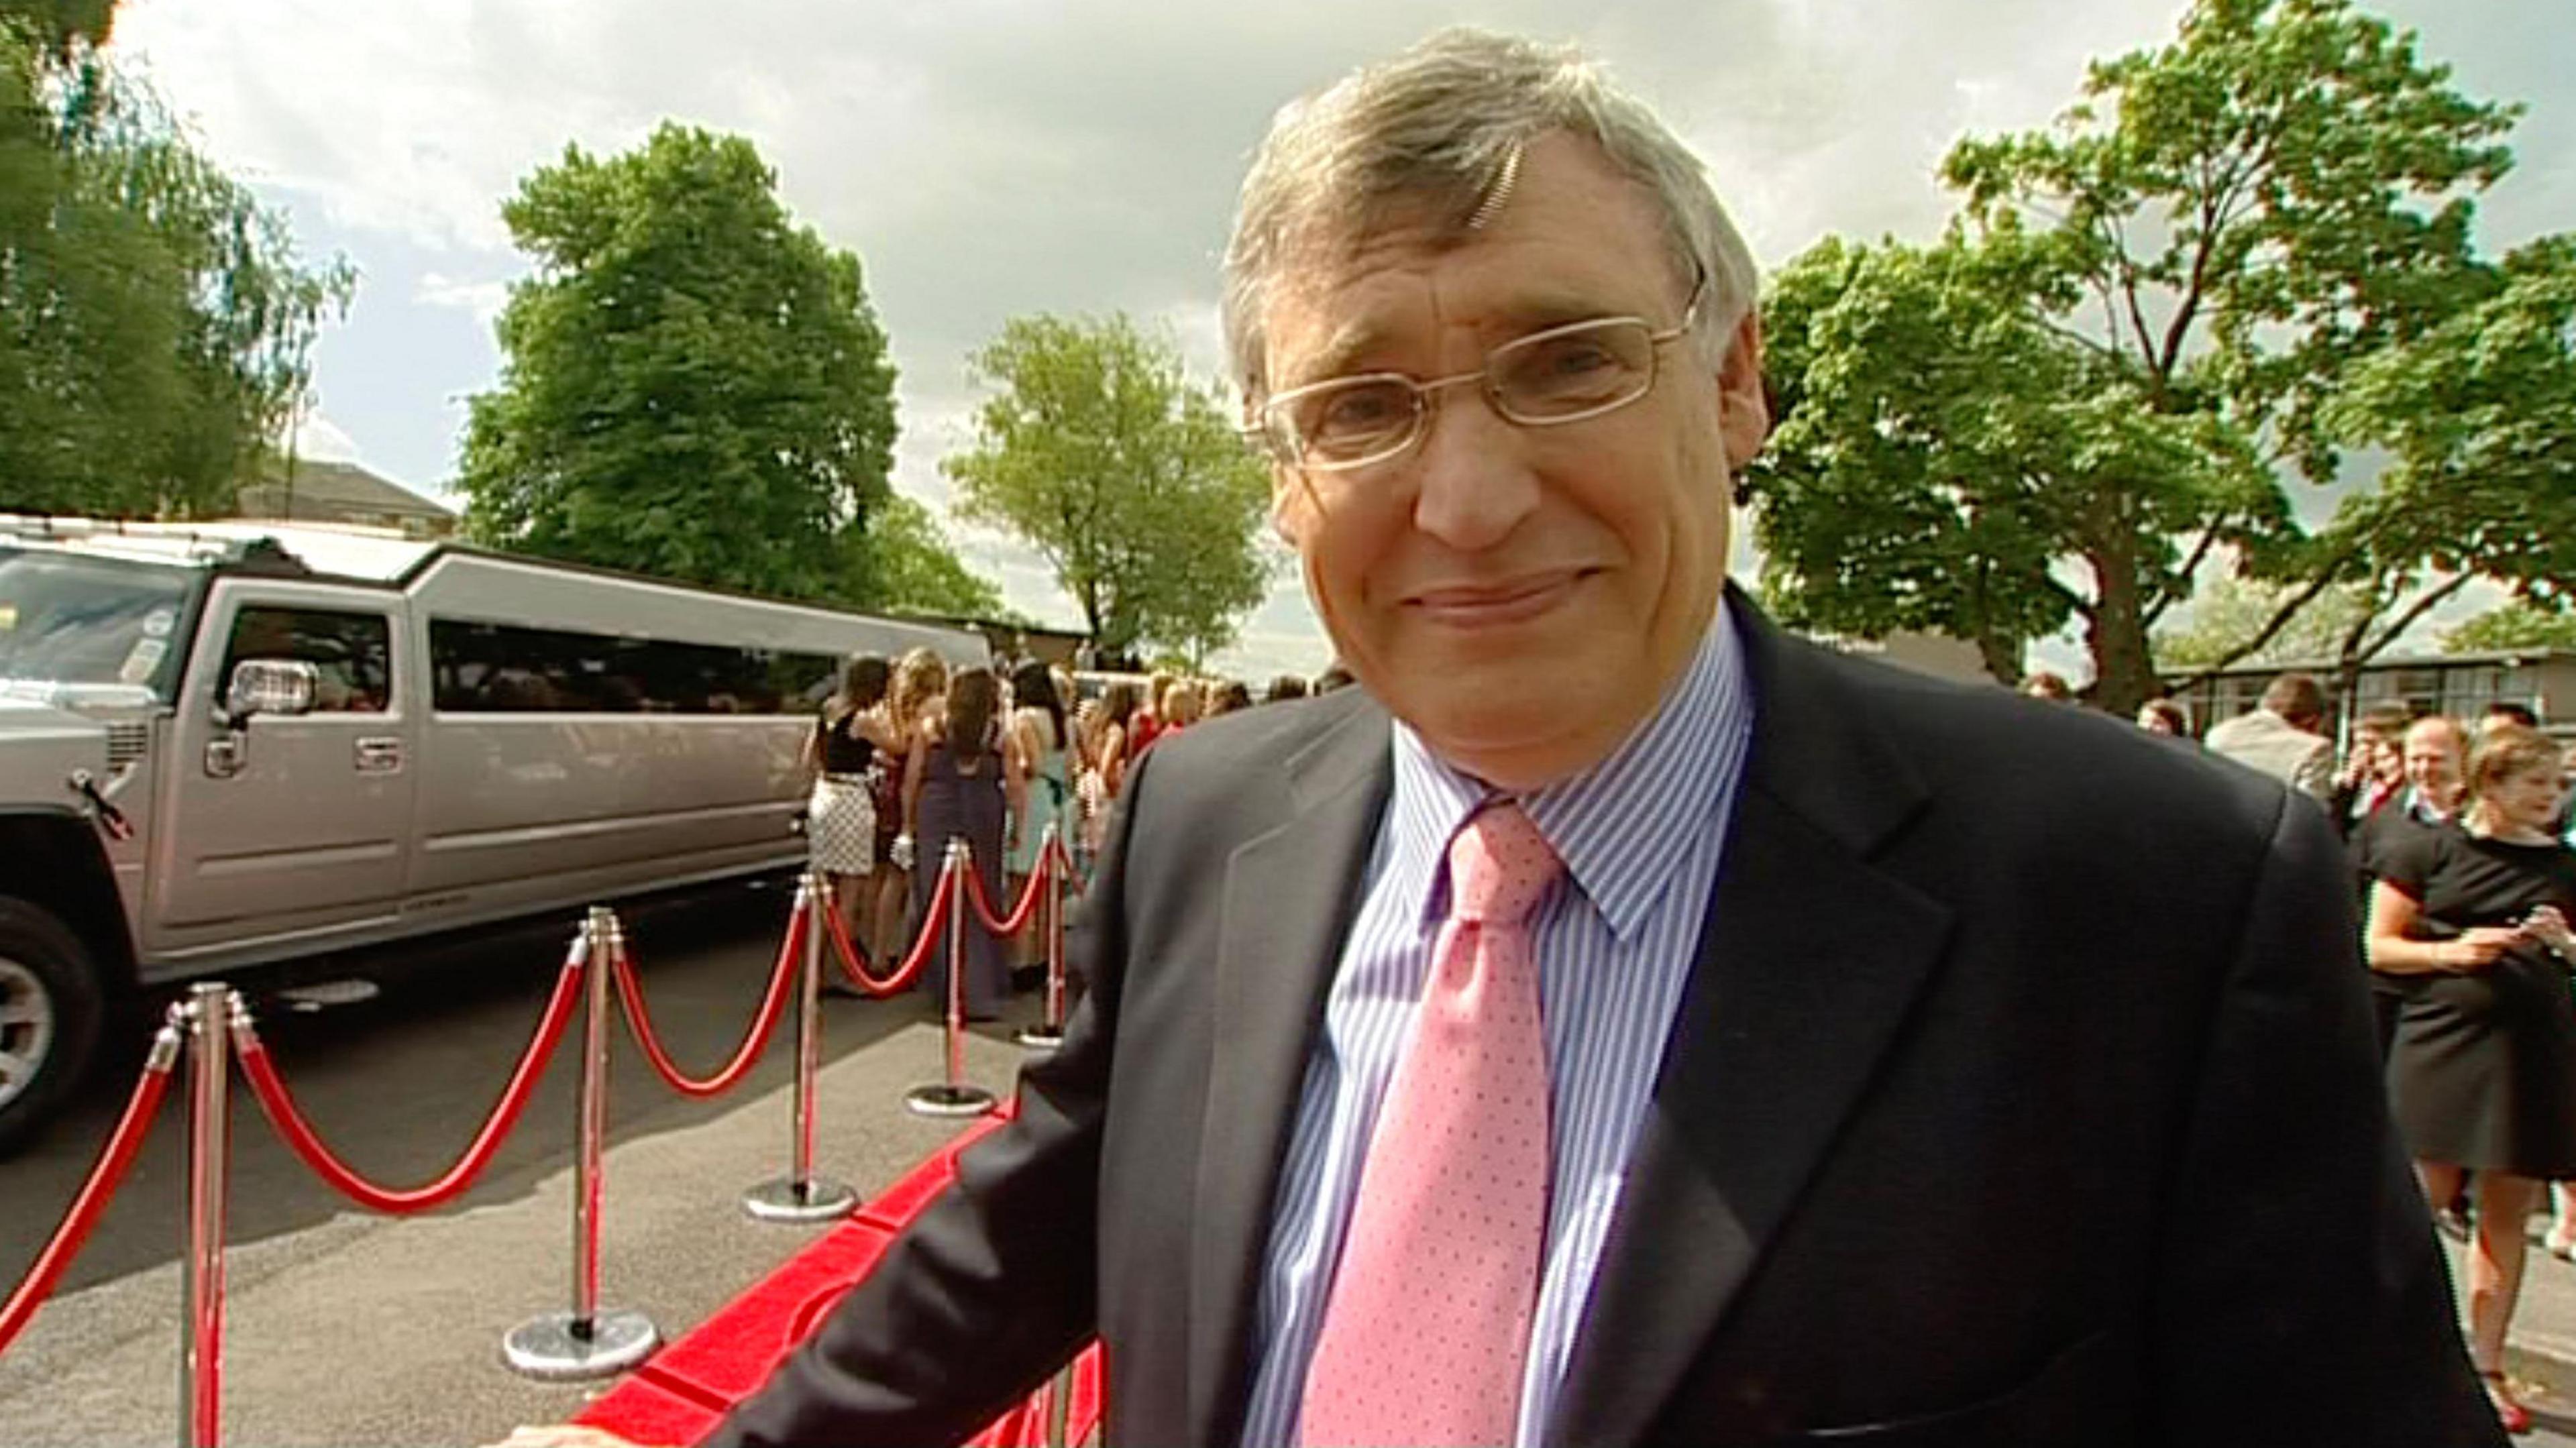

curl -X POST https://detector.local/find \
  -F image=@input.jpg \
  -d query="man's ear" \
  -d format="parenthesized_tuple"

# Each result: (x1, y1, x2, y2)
(1713, 313, 1770, 473)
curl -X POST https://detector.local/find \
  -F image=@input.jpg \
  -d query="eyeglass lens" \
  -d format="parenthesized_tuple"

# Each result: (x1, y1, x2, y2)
(1279, 317, 1658, 467)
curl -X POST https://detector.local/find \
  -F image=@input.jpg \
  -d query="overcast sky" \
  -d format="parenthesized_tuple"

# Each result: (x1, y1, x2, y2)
(110, 0, 2575, 679)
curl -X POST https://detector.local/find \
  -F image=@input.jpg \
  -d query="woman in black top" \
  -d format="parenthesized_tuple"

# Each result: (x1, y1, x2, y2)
(804, 654, 895, 950)
(2369, 722, 2576, 1430)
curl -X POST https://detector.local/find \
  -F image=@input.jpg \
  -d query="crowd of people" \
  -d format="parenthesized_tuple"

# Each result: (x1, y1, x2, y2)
(2082, 671, 2576, 1432)
(800, 651, 1356, 1017)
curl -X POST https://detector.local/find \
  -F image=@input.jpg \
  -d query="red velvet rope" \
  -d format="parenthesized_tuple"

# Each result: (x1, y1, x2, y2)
(239, 956, 586, 1214)
(828, 860, 952, 996)
(0, 1052, 172, 1359)
(963, 846, 1051, 937)
(614, 906, 802, 1099)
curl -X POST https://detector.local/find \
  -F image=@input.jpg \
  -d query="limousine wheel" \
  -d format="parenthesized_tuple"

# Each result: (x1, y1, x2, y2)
(0, 898, 101, 1156)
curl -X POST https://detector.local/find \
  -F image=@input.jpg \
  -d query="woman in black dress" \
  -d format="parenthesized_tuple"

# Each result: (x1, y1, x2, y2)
(802, 654, 895, 950)
(2370, 722, 2576, 1431)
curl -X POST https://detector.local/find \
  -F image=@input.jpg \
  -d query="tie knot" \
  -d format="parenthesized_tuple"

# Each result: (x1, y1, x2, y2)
(1447, 801, 1562, 926)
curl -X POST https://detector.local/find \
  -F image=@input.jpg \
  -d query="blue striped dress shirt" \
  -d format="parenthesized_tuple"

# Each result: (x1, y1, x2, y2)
(1238, 609, 1755, 1448)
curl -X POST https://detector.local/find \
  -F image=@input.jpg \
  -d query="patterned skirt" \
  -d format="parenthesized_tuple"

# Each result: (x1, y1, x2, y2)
(807, 776, 877, 876)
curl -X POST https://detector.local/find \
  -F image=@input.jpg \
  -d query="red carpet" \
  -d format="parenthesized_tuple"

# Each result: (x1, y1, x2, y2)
(574, 1107, 1104, 1446)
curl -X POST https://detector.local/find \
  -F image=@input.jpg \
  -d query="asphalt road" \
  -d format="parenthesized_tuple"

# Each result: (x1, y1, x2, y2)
(0, 877, 1054, 1447)
(2499, 1366, 2576, 1446)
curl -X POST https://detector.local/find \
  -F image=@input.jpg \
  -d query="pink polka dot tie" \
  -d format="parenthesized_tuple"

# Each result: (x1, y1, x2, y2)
(1299, 801, 1562, 1448)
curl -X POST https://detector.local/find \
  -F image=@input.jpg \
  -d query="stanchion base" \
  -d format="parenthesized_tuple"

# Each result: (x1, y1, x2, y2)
(741, 1174, 858, 1223)
(1014, 1025, 1065, 1050)
(905, 1082, 998, 1118)
(501, 1308, 659, 1382)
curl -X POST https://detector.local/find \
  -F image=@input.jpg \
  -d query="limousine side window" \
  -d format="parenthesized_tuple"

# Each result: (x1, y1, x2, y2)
(220, 606, 393, 714)
(430, 618, 837, 715)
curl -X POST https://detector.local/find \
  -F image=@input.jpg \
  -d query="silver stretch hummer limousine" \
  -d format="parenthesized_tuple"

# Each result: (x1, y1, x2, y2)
(0, 516, 986, 1150)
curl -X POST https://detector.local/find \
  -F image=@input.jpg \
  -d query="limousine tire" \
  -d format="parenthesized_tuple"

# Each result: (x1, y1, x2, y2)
(0, 897, 102, 1156)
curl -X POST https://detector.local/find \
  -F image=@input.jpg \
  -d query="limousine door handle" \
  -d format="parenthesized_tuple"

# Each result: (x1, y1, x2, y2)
(354, 736, 405, 774)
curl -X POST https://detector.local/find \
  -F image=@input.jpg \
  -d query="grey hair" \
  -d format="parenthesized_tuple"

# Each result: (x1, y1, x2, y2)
(1221, 28, 1758, 403)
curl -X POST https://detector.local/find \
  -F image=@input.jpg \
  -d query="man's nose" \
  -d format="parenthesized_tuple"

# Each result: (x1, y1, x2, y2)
(1407, 387, 1542, 551)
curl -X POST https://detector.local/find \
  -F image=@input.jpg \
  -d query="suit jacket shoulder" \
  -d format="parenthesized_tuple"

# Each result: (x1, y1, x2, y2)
(1542, 620, 2494, 1445)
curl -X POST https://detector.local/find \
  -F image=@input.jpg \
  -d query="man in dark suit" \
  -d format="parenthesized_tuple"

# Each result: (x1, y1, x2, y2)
(508, 27, 2499, 1447)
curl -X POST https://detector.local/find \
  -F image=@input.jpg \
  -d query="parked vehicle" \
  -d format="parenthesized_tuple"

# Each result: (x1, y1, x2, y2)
(0, 515, 986, 1149)
(1067, 670, 1155, 704)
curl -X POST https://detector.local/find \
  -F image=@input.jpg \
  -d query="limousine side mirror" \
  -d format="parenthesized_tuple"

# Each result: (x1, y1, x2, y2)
(209, 659, 318, 779)
(221, 659, 319, 730)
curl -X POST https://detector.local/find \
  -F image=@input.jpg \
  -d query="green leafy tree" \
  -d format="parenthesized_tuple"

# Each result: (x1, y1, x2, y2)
(1, 0, 112, 61)
(943, 314, 1273, 661)
(1752, 235, 2270, 687)
(1760, 0, 2525, 713)
(0, 13, 353, 518)
(2325, 237, 2576, 607)
(458, 125, 897, 603)
(2440, 602, 2576, 655)
(2157, 233, 2576, 701)
(844, 495, 1008, 620)
(2158, 241, 2576, 709)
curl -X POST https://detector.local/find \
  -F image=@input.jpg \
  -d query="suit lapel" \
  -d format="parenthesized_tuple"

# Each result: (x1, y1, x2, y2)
(1186, 698, 1393, 1448)
(1548, 604, 1955, 1447)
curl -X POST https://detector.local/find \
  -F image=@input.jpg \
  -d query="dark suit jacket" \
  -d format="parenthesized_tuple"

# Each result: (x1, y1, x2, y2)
(710, 605, 2500, 1447)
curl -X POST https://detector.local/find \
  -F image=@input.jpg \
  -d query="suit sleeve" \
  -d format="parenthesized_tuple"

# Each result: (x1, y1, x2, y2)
(702, 748, 1161, 1448)
(2147, 790, 2503, 1444)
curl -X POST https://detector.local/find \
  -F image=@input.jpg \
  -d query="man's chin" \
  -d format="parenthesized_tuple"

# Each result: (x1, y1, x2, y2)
(1385, 686, 1589, 782)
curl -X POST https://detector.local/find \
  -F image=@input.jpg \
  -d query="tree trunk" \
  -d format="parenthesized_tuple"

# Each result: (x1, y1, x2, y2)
(2085, 546, 2161, 717)
(1968, 559, 2023, 685)
(1976, 630, 2023, 687)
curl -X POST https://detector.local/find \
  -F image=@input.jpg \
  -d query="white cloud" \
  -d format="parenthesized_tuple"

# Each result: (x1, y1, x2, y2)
(413, 272, 513, 327)
(116, 0, 639, 256)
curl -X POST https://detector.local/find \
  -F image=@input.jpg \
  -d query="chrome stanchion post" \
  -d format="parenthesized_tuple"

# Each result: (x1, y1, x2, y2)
(1016, 824, 1066, 1050)
(906, 842, 996, 1117)
(178, 984, 231, 1448)
(744, 871, 856, 1223)
(504, 909, 659, 1380)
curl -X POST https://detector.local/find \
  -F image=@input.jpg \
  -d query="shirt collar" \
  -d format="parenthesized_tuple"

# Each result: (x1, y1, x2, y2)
(1383, 602, 1756, 943)
(2405, 787, 2453, 824)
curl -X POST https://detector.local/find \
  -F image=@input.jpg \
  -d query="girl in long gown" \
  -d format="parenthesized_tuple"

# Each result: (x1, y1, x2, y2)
(906, 665, 1010, 1020)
